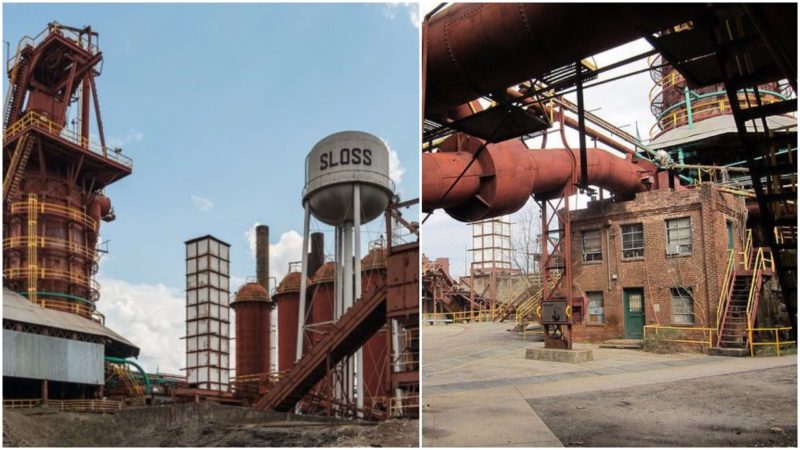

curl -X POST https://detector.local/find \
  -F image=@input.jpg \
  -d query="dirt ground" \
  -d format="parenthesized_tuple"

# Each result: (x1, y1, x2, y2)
(3, 403, 418, 447)
(531, 365, 797, 447)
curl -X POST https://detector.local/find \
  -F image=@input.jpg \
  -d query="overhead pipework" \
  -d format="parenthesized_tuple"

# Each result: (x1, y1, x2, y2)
(422, 133, 673, 222)
(424, 3, 702, 119)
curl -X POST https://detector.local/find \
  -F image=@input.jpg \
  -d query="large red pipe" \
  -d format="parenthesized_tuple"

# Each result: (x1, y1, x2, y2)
(422, 134, 658, 222)
(425, 3, 701, 118)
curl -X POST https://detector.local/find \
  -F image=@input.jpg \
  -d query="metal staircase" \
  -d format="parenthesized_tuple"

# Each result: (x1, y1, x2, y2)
(704, 5, 797, 339)
(254, 282, 387, 412)
(4, 47, 32, 129)
(3, 135, 36, 202)
(716, 231, 775, 352)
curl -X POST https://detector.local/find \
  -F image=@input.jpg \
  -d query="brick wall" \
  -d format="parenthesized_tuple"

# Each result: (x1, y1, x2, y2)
(567, 184, 747, 342)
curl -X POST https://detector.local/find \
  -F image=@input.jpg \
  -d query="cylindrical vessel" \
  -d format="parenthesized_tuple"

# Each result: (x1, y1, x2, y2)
(3, 174, 106, 319)
(231, 282, 271, 378)
(360, 247, 389, 408)
(308, 232, 325, 276)
(425, 3, 702, 118)
(303, 131, 394, 226)
(308, 262, 337, 344)
(649, 54, 789, 139)
(274, 271, 303, 372)
(422, 133, 660, 222)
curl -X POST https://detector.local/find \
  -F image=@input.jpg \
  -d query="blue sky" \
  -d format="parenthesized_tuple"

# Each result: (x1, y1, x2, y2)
(4, 2, 420, 372)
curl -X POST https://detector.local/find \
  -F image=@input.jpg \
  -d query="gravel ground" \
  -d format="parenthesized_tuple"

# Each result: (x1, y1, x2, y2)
(530, 365, 797, 447)
(3, 403, 418, 447)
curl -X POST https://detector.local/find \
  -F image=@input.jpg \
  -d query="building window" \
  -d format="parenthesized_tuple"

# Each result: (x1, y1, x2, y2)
(666, 217, 692, 255)
(587, 291, 605, 323)
(670, 287, 694, 324)
(582, 230, 602, 262)
(621, 223, 644, 258)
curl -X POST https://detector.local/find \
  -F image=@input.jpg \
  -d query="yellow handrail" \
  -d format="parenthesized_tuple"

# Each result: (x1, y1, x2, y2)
(747, 327, 795, 357)
(741, 229, 753, 270)
(4, 266, 91, 286)
(10, 199, 98, 231)
(716, 249, 736, 330)
(4, 111, 133, 168)
(515, 273, 561, 325)
(4, 236, 96, 260)
(644, 324, 716, 348)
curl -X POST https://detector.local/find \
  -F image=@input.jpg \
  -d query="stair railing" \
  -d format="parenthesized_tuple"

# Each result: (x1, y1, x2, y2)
(715, 249, 736, 331)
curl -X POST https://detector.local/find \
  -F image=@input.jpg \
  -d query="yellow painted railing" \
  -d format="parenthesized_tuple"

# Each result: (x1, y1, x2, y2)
(716, 249, 736, 330)
(747, 327, 795, 357)
(644, 325, 716, 348)
(4, 111, 132, 168)
(35, 298, 96, 318)
(422, 309, 497, 325)
(3, 398, 42, 408)
(4, 236, 96, 260)
(10, 199, 98, 231)
(649, 93, 783, 138)
(514, 273, 560, 326)
(745, 247, 775, 330)
(48, 399, 122, 413)
(4, 266, 91, 286)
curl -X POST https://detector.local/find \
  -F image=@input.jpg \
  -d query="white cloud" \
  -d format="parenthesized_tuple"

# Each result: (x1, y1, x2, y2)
(244, 224, 304, 282)
(379, 137, 406, 187)
(382, 3, 419, 28)
(98, 276, 185, 374)
(190, 195, 214, 213)
(108, 128, 144, 149)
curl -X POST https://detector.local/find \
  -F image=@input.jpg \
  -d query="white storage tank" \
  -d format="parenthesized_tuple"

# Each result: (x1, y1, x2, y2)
(303, 131, 394, 226)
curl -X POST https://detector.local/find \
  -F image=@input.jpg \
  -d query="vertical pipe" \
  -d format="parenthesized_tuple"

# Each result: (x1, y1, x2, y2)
(256, 225, 270, 292)
(80, 76, 90, 148)
(334, 225, 342, 404)
(576, 61, 588, 190)
(344, 222, 354, 406)
(296, 204, 310, 363)
(353, 184, 363, 415)
(684, 87, 694, 129)
(354, 186, 362, 301)
(391, 319, 403, 417)
(309, 232, 325, 276)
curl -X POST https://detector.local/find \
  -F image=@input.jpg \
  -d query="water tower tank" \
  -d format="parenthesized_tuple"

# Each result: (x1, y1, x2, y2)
(303, 131, 394, 226)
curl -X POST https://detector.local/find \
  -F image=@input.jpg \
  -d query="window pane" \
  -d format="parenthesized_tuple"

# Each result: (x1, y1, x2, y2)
(587, 291, 604, 323)
(670, 287, 694, 324)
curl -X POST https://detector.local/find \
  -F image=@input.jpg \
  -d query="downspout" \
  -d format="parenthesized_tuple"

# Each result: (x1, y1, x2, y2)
(105, 356, 151, 395)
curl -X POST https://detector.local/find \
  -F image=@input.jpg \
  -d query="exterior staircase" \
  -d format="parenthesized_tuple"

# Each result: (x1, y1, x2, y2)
(254, 282, 387, 412)
(714, 230, 775, 355)
(717, 274, 753, 350)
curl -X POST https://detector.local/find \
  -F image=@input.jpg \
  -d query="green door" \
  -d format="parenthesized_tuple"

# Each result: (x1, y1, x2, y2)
(623, 288, 645, 339)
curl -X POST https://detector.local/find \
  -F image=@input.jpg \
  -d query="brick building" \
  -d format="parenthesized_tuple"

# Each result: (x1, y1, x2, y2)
(568, 184, 749, 342)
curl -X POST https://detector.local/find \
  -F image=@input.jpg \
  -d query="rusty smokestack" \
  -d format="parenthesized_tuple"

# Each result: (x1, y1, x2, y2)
(256, 225, 269, 292)
(308, 232, 325, 277)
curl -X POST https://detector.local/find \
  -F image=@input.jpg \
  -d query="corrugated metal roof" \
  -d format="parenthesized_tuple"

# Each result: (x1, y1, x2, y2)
(648, 114, 796, 150)
(3, 288, 139, 358)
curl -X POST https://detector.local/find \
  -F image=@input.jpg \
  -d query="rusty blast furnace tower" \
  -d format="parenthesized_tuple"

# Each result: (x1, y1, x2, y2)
(3, 23, 133, 320)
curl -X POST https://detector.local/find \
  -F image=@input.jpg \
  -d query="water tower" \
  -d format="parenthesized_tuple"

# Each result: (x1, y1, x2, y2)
(297, 131, 394, 411)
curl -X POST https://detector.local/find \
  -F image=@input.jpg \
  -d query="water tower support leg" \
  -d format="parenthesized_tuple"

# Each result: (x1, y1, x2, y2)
(296, 203, 311, 364)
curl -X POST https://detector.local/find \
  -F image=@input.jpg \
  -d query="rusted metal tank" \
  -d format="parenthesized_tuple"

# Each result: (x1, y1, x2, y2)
(231, 282, 271, 378)
(425, 3, 701, 118)
(308, 262, 336, 344)
(422, 133, 662, 222)
(360, 247, 389, 408)
(274, 270, 303, 372)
